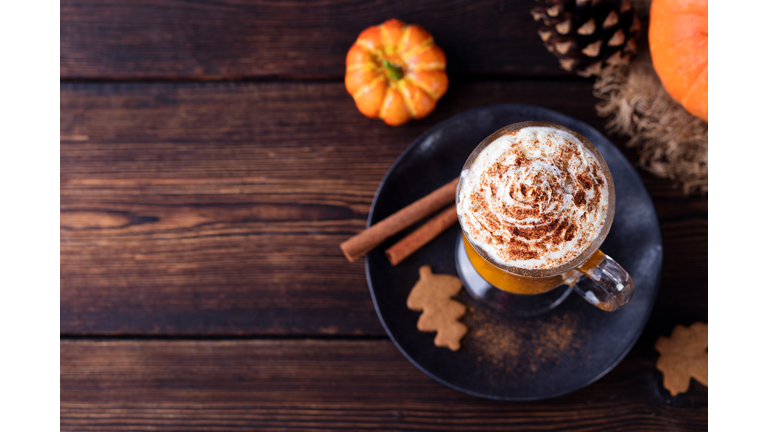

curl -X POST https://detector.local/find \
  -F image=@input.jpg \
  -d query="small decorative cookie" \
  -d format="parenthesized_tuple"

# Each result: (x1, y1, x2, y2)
(407, 265, 467, 351)
(655, 322, 708, 396)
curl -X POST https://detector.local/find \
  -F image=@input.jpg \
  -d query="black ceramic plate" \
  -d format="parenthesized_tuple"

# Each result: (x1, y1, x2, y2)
(365, 104, 662, 401)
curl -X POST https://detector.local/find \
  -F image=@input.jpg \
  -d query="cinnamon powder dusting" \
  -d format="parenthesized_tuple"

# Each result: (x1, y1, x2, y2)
(463, 302, 582, 373)
(458, 127, 609, 269)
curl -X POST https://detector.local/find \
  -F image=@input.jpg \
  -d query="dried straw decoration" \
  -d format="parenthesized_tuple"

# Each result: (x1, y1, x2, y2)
(592, 0, 707, 195)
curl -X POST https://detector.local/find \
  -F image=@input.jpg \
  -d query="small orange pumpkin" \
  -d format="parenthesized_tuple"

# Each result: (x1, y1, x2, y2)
(345, 19, 448, 126)
(649, 0, 708, 122)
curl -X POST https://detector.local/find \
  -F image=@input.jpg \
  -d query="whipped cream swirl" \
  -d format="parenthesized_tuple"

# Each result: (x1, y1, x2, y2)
(458, 126, 609, 270)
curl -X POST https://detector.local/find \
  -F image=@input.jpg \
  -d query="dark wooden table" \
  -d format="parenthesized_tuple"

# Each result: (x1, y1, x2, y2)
(61, 1, 707, 430)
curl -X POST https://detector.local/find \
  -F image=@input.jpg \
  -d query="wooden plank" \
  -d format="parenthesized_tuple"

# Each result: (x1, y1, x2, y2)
(60, 339, 708, 431)
(645, 218, 708, 336)
(61, 81, 706, 335)
(60, 0, 568, 79)
(60, 80, 696, 199)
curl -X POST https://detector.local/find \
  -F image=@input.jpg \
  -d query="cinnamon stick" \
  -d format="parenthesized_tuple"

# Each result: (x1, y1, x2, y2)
(385, 206, 459, 266)
(340, 177, 459, 262)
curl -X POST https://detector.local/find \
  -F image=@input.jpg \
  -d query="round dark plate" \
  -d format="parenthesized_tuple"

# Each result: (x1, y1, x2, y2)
(365, 104, 662, 401)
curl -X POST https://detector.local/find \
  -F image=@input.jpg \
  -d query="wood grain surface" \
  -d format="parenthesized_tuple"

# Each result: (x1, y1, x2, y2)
(61, 339, 707, 431)
(61, 0, 707, 428)
(61, 0, 567, 80)
(61, 81, 707, 335)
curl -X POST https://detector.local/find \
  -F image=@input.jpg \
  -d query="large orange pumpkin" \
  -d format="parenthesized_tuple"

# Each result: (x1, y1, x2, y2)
(649, 0, 708, 122)
(345, 19, 448, 126)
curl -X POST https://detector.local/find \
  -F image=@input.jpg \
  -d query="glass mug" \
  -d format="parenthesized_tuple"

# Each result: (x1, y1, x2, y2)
(454, 121, 634, 318)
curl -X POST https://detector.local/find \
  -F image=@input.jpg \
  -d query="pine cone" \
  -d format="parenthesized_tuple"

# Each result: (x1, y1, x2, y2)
(532, 0, 642, 77)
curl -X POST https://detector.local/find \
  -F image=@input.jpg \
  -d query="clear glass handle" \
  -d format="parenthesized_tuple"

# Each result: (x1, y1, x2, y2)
(573, 250, 634, 312)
